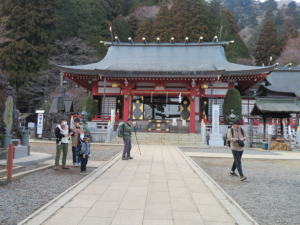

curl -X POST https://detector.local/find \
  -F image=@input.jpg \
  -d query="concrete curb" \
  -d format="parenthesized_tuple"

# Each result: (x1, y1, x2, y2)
(0, 165, 53, 185)
(176, 146, 259, 225)
(18, 151, 123, 225)
(0, 165, 24, 177)
(29, 140, 123, 146)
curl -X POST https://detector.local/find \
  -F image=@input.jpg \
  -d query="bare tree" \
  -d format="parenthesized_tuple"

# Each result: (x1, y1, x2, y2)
(19, 37, 99, 111)
(276, 36, 300, 66)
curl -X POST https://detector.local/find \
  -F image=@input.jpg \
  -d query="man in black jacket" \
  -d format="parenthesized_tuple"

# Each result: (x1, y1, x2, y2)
(54, 117, 74, 170)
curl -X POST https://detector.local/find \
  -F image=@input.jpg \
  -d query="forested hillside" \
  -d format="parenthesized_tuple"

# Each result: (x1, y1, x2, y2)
(0, 0, 298, 112)
(224, 0, 300, 65)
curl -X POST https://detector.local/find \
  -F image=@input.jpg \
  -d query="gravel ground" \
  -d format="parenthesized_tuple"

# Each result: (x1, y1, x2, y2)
(181, 147, 280, 155)
(0, 167, 96, 225)
(30, 145, 123, 161)
(0, 144, 123, 225)
(190, 156, 300, 225)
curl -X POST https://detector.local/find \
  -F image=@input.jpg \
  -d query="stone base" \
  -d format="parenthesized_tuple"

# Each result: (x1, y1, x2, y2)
(209, 133, 224, 146)
(89, 131, 107, 143)
(14, 146, 30, 159)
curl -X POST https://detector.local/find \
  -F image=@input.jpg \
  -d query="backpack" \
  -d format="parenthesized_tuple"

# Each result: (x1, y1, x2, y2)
(227, 127, 244, 147)
(77, 140, 83, 156)
(117, 122, 125, 138)
(77, 142, 89, 156)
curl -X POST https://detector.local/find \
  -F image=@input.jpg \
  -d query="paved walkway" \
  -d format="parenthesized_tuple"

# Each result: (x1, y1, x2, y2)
(22, 145, 254, 225)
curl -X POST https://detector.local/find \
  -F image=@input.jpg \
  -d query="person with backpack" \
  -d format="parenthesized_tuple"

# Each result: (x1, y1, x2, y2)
(121, 118, 137, 160)
(227, 119, 247, 181)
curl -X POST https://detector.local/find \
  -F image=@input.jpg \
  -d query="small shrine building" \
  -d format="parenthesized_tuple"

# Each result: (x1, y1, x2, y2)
(56, 37, 274, 133)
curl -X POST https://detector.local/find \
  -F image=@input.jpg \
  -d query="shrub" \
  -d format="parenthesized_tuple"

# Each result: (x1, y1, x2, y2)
(223, 88, 242, 125)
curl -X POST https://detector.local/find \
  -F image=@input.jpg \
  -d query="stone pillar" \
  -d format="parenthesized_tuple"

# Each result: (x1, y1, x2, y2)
(268, 117, 272, 150)
(201, 121, 206, 145)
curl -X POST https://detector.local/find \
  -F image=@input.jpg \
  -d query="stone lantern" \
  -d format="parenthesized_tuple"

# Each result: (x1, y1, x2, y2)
(81, 106, 90, 133)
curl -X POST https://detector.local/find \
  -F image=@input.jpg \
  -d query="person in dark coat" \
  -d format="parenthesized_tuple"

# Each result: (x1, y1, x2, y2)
(54, 117, 74, 170)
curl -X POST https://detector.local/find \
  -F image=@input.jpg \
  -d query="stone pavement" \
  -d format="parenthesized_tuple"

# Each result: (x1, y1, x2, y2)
(21, 145, 255, 225)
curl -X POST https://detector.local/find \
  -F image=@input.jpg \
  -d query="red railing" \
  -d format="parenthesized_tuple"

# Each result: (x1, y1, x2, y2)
(91, 113, 120, 122)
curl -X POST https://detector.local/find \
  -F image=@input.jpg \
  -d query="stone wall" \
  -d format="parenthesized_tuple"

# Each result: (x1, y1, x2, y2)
(0, 74, 20, 138)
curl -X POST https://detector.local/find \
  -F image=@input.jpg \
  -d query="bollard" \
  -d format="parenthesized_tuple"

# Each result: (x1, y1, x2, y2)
(7, 144, 14, 182)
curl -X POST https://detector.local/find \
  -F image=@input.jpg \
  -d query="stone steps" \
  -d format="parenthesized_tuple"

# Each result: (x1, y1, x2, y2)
(109, 132, 206, 147)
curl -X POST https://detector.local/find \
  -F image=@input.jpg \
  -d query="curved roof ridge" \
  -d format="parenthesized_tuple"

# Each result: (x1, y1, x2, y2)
(56, 45, 274, 76)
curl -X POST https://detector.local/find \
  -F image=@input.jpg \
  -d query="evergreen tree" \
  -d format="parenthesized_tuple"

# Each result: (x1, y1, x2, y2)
(107, 0, 126, 18)
(48, 0, 78, 41)
(0, 0, 60, 89)
(112, 17, 132, 42)
(253, 20, 281, 66)
(283, 18, 297, 32)
(151, 2, 172, 42)
(76, 0, 110, 58)
(187, 0, 210, 42)
(273, 12, 284, 26)
(263, 0, 277, 11)
(265, 9, 273, 19)
(223, 88, 242, 125)
(207, 0, 224, 39)
(134, 18, 152, 43)
(247, 15, 258, 27)
(288, 1, 297, 13)
(127, 14, 139, 39)
(222, 10, 250, 62)
(170, 0, 189, 42)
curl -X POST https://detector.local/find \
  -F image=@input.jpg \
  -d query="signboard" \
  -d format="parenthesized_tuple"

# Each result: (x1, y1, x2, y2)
(37, 114, 44, 134)
(212, 105, 219, 134)
(268, 125, 273, 134)
(172, 118, 177, 126)
(3, 96, 13, 132)
(182, 120, 186, 126)
(28, 122, 35, 128)
(57, 97, 64, 111)
(111, 109, 115, 122)
(288, 125, 291, 135)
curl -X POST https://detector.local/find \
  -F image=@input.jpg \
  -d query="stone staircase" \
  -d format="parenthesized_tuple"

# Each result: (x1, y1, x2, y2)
(109, 132, 207, 148)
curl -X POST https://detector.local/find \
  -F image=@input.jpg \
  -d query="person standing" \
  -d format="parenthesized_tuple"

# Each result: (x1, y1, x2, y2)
(122, 118, 137, 160)
(227, 119, 247, 181)
(71, 117, 84, 166)
(79, 135, 91, 175)
(54, 117, 74, 170)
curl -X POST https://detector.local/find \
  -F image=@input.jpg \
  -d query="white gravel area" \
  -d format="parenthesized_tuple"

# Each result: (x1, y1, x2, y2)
(0, 167, 96, 225)
(0, 144, 123, 225)
(190, 157, 300, 225)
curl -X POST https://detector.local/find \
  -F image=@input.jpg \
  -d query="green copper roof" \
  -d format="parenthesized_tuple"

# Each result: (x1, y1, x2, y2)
(251, 97, 300, 116)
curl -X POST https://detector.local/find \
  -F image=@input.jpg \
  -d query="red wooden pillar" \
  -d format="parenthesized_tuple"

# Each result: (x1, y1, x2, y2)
(189, 91, 196, 133)
(92, 80, 98, 95)
(123, 88, 130, 122)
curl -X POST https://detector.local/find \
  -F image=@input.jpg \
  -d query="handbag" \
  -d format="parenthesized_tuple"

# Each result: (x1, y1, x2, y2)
(237, 128, 245, 147)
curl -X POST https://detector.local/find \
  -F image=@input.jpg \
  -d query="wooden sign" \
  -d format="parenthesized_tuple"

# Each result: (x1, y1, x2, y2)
(3, 96, 13, 132)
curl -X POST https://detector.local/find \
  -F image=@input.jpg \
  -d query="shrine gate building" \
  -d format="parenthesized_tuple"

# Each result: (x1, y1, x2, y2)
(57, 38, 274, 133)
